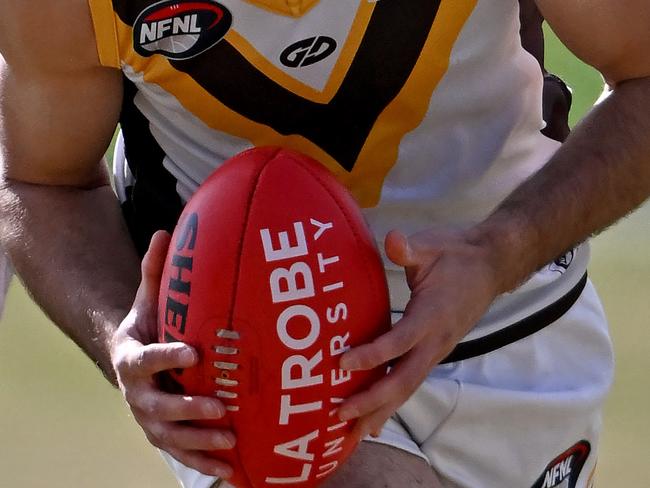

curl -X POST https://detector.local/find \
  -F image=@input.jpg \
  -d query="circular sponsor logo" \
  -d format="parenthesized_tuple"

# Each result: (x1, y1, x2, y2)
(134, 0, 232, 60)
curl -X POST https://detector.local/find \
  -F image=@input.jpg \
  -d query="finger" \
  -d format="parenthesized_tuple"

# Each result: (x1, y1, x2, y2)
(340, 300, 437, 371)
(128, 389, 226, 422)
(164, 447, 234, 479)
(339, 350, 428, 421)
(146, 422, 236, 451)
(339, 327, 417, 372)
(117, 342, 198, 378)
(352, 403, 398, 440)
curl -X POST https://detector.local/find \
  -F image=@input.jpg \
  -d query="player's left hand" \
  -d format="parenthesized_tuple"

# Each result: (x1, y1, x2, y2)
(111, 231, 235, 478)
(338, 227, 502, 437)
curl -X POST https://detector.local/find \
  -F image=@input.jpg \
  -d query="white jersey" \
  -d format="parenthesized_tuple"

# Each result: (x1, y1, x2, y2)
(90, 0, 586, 340)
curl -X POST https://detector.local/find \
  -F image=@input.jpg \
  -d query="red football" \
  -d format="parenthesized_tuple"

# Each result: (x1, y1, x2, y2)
(158, 147, 391, 488)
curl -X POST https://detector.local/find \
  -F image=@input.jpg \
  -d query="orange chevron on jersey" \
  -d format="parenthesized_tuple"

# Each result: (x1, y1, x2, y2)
(90, 0, 582, 350)
(223, 4, 375, 103)
(91, 0, 477, 207)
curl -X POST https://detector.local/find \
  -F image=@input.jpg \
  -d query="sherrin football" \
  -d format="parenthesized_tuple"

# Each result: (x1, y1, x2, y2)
(158, 147, 391, 488)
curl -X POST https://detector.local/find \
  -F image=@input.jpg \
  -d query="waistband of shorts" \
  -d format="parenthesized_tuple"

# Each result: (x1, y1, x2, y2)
(438, 271, 588, 364)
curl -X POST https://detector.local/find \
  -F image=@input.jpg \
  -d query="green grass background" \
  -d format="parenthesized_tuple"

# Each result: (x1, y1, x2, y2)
(1, 30, 649, 487)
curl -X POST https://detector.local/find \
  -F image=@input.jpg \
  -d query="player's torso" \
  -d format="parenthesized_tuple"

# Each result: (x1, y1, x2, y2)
(95, 0, 554, 206)
(93, 0, 586, 325)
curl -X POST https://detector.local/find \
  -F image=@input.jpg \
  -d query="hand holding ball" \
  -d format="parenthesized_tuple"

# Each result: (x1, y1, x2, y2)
(158, 147, 390, 487)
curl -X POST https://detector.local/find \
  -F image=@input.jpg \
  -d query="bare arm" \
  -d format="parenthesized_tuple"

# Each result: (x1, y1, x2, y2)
(0, 1, 234, 475)
(339, 0, 650, 435)
(0, 1, 140, 381)
(0, 179, 141, 380)
(478, 0, 650, 294)
(476, 76, 650, 294)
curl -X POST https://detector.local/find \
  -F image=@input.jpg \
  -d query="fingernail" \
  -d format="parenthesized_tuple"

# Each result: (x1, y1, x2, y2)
(179, 348, 195, 364)
(204, 401, 224, 418)
(216, 433, 235, 449)
(338, 407, 359, 422)
(215, 466, 233, 479)
(225, 434, 236, 449)
(404, 239, 414, 261)
(340, 356, 358, 371)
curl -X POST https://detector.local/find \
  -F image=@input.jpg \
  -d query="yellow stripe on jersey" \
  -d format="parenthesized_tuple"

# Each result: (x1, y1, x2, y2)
(352, 0, 478, 206)
(225, 2, 374, 103)
(115, 0, 477, 207)
(87, 0, 120, 68)
(243, 0, 321, 18)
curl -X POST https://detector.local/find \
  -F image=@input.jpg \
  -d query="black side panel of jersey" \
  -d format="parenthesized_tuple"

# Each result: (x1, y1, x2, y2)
(119, 77, 183, 257)
(518, 0, 572, 142)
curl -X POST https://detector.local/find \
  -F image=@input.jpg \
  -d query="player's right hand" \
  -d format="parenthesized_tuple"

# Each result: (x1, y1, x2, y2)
(338, 227, 501, 438)
(110, 231, 236, 479)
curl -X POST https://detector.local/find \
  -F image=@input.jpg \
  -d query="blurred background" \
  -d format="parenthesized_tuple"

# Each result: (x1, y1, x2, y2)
(1, 28, 648, 487)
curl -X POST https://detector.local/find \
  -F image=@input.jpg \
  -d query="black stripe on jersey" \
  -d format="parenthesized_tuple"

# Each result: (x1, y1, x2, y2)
(439, 272, 588, 364)
(166, 0, 441, 171)
(120, 77, 183, 256)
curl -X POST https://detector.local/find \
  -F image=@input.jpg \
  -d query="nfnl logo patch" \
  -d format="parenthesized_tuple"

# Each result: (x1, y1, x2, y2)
(134, 0, 232, 60)
(531, 441, 591, 488)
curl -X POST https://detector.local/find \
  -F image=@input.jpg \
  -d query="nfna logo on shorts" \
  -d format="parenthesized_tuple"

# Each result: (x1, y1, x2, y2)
(134, 0, 232, 60)
(531, 441, 591, 488)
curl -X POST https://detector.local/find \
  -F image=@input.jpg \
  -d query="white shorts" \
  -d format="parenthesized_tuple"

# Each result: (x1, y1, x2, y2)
(161, 272, 612, 488)
(373, 277, 612, 488)
(160, 453, 224, 488)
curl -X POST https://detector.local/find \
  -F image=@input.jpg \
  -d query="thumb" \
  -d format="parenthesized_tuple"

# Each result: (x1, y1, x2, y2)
(384, 229, 416, 267)
(135, 230, 172, 311)
(113, 231, 173, 353)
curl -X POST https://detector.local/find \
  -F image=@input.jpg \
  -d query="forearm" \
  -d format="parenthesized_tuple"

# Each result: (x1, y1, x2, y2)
(0, 174, 141, 384)
(473, 76, 650, 294)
